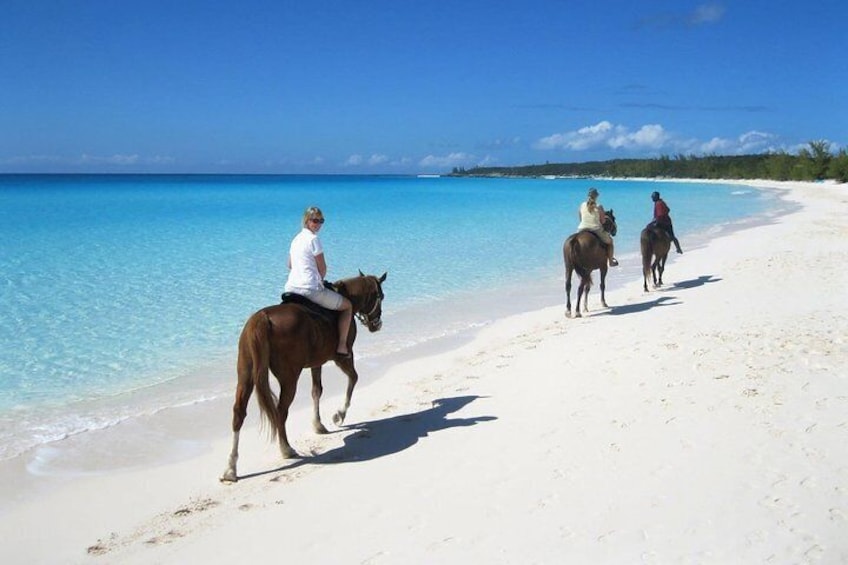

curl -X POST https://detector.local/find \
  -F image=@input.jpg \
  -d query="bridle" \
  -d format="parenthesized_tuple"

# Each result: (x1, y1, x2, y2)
(355, 278, 384, 329)
(603, 213, 617, 237)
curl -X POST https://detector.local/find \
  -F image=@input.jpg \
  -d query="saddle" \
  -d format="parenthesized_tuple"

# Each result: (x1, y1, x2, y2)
(578, 228, 609, 248)
(646, 221, 672, 239)
(279, 281, 339, 324)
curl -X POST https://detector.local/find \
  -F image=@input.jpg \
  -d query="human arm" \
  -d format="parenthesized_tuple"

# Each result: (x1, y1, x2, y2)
(315, 253, 328, 279)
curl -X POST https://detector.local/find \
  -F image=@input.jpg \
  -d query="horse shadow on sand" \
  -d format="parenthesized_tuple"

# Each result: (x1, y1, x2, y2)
(601, 275, 722, 316)
(239, 395, 495, 482)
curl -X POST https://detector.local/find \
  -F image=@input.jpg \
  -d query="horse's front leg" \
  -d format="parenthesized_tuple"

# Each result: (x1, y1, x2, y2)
(599, 267, 608, 308)
(310, 367, 329, 434)
(565, 267, 574, 318)
(332, 355, 359, 425)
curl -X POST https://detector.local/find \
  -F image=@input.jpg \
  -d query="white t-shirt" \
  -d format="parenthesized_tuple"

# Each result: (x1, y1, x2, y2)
(577, 201, 602, 231)
(285, 228, 324, 292)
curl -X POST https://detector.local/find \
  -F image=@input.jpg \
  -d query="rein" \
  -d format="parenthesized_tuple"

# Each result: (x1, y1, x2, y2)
(354, 278, 383, 326)
(356, 292, 382, 325)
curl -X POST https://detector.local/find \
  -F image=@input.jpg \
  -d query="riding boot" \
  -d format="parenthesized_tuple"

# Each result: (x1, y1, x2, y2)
(608, 243, 619, 267)
(673, 238, 683, 254)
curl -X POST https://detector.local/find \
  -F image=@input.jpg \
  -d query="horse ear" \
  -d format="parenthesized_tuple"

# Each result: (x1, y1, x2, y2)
(359, 269, 365, 277)
(379, 272, 387, 283)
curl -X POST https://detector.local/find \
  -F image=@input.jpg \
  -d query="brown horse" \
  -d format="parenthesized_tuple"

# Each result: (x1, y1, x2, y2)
(563, 210, 617, 318)
(641, 224, 671, 291)
(221, 272, 387, 483)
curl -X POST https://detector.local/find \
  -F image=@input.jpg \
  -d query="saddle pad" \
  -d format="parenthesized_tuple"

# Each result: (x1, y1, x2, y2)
(280, 292, 337, 322)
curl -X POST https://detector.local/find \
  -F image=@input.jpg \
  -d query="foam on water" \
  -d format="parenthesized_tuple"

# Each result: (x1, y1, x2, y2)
(0, 174, 775, 462)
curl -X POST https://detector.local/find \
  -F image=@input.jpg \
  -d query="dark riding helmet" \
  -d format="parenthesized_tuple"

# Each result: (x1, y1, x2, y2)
(651, 191, 660, 201)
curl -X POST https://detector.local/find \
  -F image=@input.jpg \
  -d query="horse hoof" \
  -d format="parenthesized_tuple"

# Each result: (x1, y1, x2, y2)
(565, 311, 573, 318)
(332, 411, 346, 425)
(220, 469, 238, 483)
(314, 423, 329, 434)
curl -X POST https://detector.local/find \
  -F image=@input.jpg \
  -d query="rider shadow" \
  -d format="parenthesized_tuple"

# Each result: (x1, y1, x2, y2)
(671, 275, 722, 289)
(242, 395, 496, 481)
(605, 295, 680, 316)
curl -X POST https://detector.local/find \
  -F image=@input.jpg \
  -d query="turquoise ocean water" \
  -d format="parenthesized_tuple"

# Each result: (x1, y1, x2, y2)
(0, 174, 775, 464)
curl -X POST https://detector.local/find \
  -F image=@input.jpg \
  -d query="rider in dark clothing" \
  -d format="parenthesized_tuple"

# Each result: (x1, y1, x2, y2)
(651, 191, 683, 254)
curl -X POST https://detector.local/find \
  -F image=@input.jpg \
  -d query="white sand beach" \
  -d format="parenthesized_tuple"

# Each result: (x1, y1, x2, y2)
(1, 180, 846, 564)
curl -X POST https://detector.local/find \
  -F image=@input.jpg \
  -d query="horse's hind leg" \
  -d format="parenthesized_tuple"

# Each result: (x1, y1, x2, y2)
(275, 369, 301, 459)
(332, 356, 359, 426)
(565, 267, 574, 318)
(310, 367, 329, 434)
(574, 278, 586, 317)
(220, 371, 254, 483)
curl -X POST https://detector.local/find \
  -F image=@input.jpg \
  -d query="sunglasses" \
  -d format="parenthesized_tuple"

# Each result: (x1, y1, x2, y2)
(309, 218, 325, 224)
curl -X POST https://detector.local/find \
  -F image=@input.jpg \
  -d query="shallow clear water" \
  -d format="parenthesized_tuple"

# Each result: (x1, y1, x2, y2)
(0, 174, 772, 460)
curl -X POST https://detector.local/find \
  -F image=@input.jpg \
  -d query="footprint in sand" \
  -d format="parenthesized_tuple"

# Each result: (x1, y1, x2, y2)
(144, 530, 184, 545)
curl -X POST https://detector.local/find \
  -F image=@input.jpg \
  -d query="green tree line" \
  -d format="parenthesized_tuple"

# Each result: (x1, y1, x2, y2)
(451, 141, 848, 183)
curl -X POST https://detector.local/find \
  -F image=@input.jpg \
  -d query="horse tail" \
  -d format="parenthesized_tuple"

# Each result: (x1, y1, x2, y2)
(640, 228, 653, 270)
(565, 236, 593, 285)
(241, 310, 279, 441)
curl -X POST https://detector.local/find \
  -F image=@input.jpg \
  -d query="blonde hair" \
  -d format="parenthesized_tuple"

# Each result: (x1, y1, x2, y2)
(586, 189, 599, 213)
(302, 206, 324, 227)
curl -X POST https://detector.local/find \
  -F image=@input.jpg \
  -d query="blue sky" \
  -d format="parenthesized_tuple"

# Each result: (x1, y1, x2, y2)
(2, 0, 845, 174)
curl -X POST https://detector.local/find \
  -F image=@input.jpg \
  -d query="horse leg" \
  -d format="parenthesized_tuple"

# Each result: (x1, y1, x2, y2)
(310, 367, 329, 434)
(220, 373, 254, 483)
(652, 258, 660, 288)
(574, 277, 585, 318)
(599, 266, 608, 308)
(565, 266, 574, 318)
(275, 369, 301, 459)
(332, 355, 359, 425)
(657, 256, 666, 286)
(581, 275, 593, 314)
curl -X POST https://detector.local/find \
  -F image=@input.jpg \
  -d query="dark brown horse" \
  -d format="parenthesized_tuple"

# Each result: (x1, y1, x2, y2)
(221, 272, 387, 483)
(641, 224, 671, 291)
(563, 210, 617, 318)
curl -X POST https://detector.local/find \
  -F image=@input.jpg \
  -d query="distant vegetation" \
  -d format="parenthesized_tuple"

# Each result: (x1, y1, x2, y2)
(450, 141, 848, 183)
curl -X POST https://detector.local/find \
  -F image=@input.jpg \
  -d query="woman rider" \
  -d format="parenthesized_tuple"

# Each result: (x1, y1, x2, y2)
(284, 206, 353, 358)
(578, 187, 618, 267)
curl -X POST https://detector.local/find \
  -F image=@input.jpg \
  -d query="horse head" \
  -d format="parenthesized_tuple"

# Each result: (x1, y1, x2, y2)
(337, 271, 388, 332)
(604, 209, 618, 237)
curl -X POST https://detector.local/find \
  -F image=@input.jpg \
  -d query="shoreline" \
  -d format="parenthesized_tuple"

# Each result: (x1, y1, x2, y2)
(2, 178, 845, 563)
(0, 178, 783, 472)
(0, 175, 771, 465)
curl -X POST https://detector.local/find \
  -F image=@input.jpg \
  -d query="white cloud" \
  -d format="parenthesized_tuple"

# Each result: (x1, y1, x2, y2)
(737, 130, 777, 152)
(367, 154, 389, 166)
(697, 131, 778, 154)
(533, 121, 793, 157)
(536, 121, 669, 152)
(418, 152, 474, 169)
(699, 137, 734, 153)
(343, 153, 390, 167)
(609, 124, 669, 149)
(689, 3, 725, 25)
(80, 153, 140, 165)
